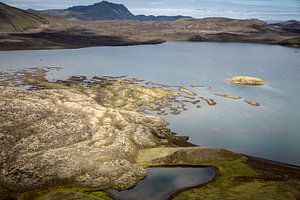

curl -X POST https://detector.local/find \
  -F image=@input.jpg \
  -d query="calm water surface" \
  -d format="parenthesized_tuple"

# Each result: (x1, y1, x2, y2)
(0, 42, 299, 165)
(108, 167, 214, 200)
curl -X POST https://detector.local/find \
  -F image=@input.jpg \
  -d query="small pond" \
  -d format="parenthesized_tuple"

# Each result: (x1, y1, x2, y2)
(108, 167, 214, 200)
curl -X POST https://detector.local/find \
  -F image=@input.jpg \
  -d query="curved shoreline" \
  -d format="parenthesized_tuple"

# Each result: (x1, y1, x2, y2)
(166, 156, 300, 200)
(167, 166, 218, 200)
(103, 152, 300, 200)
(138, 146, 300, 200)
(0, 36, 299, 51)
(167, 156, 300, 200)
(108, 166, 216, 200)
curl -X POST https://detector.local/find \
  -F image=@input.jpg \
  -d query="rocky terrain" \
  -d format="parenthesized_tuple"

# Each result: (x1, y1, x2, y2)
(0, 68, 299, 199)
(0, 68, 189, 193)
(228, 76, 266, 86)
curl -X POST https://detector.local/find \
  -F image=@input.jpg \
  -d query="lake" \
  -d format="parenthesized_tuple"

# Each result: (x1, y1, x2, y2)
(0, 41, 299, 165)
(108, 167, 214, 200)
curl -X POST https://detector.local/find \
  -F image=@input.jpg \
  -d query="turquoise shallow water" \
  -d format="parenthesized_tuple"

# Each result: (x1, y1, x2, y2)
(0, 41, 299, 165)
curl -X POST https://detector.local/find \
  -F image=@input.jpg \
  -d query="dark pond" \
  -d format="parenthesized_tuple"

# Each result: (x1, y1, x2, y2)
(108, 167, 214, 200)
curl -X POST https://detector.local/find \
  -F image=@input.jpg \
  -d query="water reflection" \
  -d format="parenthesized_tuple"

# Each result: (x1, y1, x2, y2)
(108, 167, 214, 200)
(1, 42, 299, 165)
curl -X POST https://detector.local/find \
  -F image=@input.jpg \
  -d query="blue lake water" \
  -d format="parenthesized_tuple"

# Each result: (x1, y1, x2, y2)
(108, 167, 214, 200)
(0, 41, 299, 165)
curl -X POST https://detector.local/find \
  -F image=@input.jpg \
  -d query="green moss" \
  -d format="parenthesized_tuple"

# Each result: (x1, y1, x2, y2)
(17, 186, 112, 200)
(138, 147, 300, 200)
(173, 160, 300, 200)
(89, 191, 112, 200)
(0, 187, 11, 200)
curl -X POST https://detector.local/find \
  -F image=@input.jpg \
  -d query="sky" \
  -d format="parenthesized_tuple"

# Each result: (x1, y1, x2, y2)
(2, 0, 300, 21)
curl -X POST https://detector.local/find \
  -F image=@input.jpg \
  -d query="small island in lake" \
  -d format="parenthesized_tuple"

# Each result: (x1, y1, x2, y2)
(228, 76, 267, 86)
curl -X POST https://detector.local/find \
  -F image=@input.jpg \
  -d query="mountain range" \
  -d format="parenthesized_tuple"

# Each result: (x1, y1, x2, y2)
(0, 1, 300, 50)
(37, 1, 191, 21)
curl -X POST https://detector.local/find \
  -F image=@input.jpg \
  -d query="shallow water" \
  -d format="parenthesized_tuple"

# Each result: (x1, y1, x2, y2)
(108, 167, 214, 200)
(0, 41, 299, 165)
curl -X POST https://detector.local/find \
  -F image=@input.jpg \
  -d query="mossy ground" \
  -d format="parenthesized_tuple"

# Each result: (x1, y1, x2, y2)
(138, 147, 300, 200)
(173, 159, 300, 200)
(173, 160, 300, 200)
(4, 186, 112, 200)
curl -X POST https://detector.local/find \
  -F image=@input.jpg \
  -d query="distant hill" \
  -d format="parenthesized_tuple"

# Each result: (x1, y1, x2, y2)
(38, 1, 191, 21)
(272, 20, 300, 34)
(135, 14, 189, 21)
(0, 2, 48, 32)
(67, 1, 135, 20)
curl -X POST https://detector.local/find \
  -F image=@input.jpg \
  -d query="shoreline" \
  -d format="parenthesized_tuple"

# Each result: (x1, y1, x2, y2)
(0, 32, 166, 51)
(138, 146, 300, 200)
(0, 37, 299, 51)
(167, 166, 218, 200)
(1, 17, 300, 51)
(166, 155, 300, 200)
(164, 140, 300, 199)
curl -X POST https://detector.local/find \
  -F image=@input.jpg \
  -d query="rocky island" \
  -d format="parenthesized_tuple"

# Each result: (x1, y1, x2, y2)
(228, 76, 267, 86)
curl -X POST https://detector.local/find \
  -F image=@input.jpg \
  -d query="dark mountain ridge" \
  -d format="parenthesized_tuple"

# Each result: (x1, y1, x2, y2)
(37, 1, 191, 21)
(272, 20, 300, 34)
(67, 1, 135, 20)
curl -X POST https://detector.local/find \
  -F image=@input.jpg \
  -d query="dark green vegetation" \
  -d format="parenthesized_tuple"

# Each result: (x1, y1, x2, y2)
(8, 186, 112, 200)
(138, 147, 300, 200)
(0, 2, 48, 32)
(174, 160, 300, 200)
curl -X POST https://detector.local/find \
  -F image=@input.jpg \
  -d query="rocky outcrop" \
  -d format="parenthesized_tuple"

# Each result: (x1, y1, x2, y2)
(244, 100, 260, 106)
(228, 76, 266, 86)
(0, 85, 179, 192)
(214, 93, 242, 100)
(179, 87, 197, 96)
(200, 97, 217, 106)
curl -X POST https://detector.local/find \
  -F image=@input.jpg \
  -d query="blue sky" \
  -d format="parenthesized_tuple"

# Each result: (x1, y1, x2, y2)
(2, 0, 300, 21)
